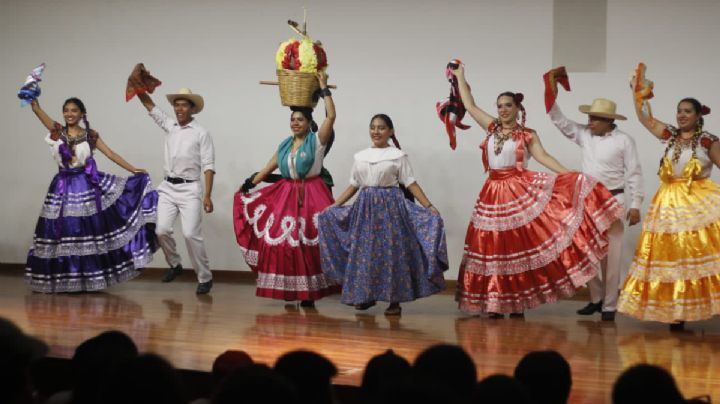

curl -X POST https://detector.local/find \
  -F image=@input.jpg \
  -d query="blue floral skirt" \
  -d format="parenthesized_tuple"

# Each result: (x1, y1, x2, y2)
(318, 186, 448, 305)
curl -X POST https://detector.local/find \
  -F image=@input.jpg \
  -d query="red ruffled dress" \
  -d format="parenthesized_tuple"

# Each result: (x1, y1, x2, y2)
(456, 123, 623, 314)
(233, 132, 340, 301)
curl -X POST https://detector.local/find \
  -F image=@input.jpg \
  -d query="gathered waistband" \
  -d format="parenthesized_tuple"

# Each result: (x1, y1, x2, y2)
(488, 168, 524, 180)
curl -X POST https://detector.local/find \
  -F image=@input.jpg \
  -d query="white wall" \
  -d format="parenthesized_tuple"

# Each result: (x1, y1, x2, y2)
(1, 0, 719, 278)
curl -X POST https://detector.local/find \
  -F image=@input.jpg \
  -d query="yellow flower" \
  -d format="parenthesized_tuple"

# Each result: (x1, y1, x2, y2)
(298, 37, 318, 73)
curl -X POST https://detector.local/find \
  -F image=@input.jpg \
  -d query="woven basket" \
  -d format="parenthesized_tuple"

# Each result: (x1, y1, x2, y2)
(277, 69, 319, 108)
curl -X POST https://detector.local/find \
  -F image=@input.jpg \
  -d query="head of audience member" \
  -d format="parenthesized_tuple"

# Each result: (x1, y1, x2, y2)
(612, 364, 685, 404)
(101, 353, 186, 404)
(0, 317, 48, 404)
(274, 350, 338, 404)
(211, 350, 254, 384)
(71, 330, 138, 404)
(412, 344, 477, 400)
(474, 374, 533, 404)
(361, 349, 412, 401)
(514, 350, 572, 404)
(213, 364, 297, 404)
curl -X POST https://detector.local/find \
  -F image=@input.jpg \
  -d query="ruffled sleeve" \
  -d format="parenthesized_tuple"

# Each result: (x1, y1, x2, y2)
(398, 155, 417, 186)
(660, 125, 677, 144)
(700, 132, 719, 151)
(349, 158, 362, 188)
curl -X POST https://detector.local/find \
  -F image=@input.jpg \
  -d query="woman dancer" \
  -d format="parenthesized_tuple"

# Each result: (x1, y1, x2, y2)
(452, 64, 623, 317)
(619, 76, 720, 330)
(25, 96, 158, 293)
(233, 72, 339, 306)
(318, 114, 448, 315)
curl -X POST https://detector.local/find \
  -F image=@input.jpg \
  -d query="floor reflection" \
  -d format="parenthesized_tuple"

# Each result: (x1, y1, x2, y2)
(24, 292, 148, 357)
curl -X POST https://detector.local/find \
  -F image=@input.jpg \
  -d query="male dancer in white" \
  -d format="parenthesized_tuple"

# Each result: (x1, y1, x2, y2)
(137, 87, 215, 294)
(549, 97, 644, 321)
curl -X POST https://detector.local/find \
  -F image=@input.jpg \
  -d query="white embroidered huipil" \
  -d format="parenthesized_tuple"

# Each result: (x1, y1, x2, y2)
(45, 133, 92, 168)
(549, 103, 645, 312)
(149, 106, 215, 283)
(486, 135, 530, 170)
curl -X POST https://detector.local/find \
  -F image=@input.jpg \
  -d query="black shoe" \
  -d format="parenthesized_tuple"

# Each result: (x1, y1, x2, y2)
(509, 312, 525, 319)
(384, 303, 401, 316)
(577, 301, 603, 315)
(488, 313, 504, 319)
(196, 280, 213, 295)
(300, 300, 315, 308)
(669, 321, 685, 331)
(162, 265, 183, 283)
(601, 311, 616, 321)
(355, 301, 376, 311)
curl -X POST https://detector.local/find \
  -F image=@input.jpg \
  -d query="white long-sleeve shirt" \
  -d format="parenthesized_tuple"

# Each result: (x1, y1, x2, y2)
(549, 104, 644, 210)
(149, 106, 215, 181)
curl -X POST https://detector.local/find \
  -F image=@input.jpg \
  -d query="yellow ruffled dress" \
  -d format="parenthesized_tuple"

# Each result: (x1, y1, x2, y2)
(619, 130, 720, 322)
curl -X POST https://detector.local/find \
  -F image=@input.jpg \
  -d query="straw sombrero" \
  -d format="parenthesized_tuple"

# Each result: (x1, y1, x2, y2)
(166, 88, 204, 114)
(578, 98, 626, 120)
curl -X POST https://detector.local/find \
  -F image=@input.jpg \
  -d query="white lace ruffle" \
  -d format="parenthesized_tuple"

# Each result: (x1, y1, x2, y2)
(256, 272, 335, 292)
(25, 245, 153, 293)
(40, 175, 129, 219)
(31, 182, 157, 258)
(470, 172, 556, 231)
(461, 175, 622, 275)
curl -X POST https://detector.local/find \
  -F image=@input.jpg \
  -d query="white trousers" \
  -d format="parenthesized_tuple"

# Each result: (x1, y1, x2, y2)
(588, 218, 624, 311)
(156, 181, 212, 283)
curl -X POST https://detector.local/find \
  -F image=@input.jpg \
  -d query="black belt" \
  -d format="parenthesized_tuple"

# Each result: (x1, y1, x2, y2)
(609, 188, 624, 196)
(165, 176, 196, 184)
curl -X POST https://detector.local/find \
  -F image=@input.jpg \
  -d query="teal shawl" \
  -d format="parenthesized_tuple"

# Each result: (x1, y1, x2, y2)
(278, 132, 316, 179)
(277, 131, 334, 187)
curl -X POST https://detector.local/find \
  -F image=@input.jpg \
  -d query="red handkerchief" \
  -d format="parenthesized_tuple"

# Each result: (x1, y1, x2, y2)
(126, 63, 162, 102)
(543, 66, 570, 113)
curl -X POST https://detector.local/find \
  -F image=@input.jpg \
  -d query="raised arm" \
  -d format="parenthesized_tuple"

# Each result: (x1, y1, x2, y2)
(548, 103, 585, 145)
(630, 78, 668, 140)
(94, 137, 144, 174)
(137, 93, 156, 113)
(527, 132, 570, 174)
(452, 65, 496, 131)
(30, 99, 57, 132)
(316, 71, 336, 146)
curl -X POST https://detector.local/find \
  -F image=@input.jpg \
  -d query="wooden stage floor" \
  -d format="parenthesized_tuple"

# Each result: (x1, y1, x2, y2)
(1, 271, 718, 403)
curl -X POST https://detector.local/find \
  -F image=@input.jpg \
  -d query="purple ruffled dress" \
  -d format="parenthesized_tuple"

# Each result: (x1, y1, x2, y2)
(25, 126, 158, 292)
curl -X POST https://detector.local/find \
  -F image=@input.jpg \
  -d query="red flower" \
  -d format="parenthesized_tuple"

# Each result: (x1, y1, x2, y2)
(313, 44, 327, 70)
(281, 42, 301, 70)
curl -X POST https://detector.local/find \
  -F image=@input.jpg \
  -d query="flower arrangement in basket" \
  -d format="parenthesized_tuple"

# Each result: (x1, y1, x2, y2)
(261, 17, 335, 107)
